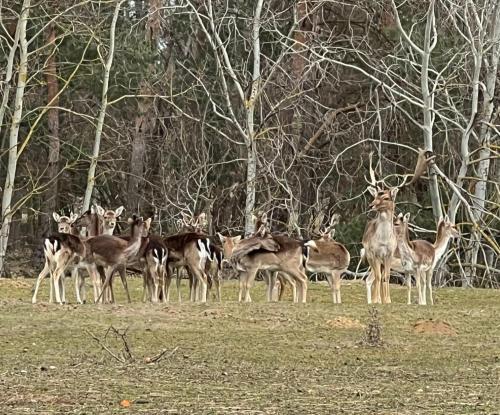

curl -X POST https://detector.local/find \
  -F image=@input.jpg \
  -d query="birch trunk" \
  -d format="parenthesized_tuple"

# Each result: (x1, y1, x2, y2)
(420, 1, 442, 223)
(0, 12, 20, 138)
(82, 0, 124, 212)
(468, 2, 500, 282)
(0, 0, 30, 276)
(244, 0, 263, 236)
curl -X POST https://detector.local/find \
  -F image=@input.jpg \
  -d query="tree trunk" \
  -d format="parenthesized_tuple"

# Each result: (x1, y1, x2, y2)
(468, 1, 500, 284)
(0, 13, 20, 139)
(40, 22, 60, 237)
(244, 0, 264, 236)
(0, 0, 30, 276)
(82, 0, 124, 212)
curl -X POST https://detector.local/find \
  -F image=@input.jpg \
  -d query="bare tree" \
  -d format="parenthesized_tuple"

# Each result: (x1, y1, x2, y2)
(82, 0, 125, 212)
(0, 0, 30, 276)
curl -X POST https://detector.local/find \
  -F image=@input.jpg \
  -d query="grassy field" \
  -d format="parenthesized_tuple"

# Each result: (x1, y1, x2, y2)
(0, 277, 499, 414)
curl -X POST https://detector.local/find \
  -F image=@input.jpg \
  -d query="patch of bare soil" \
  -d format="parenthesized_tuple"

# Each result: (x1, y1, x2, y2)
(0, 278, 32, 289)
(413, 319, 457, 336)
(326, 316, 365, 329)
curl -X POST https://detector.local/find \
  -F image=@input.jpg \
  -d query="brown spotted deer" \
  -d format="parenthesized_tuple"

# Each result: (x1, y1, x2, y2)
(394, 213, 459, 305)
(162, 231, 211, 303)
(362, 150, 434, 304)
(219, 232, 311, 303)
(86, 215, 150, 304)
(32, 212, 79, 304)
(305, 214, 350, 303)
(33, 206, 125, 304)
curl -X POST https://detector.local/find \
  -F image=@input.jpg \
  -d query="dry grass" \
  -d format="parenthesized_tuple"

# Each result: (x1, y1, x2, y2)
(0, 277, 499, 414)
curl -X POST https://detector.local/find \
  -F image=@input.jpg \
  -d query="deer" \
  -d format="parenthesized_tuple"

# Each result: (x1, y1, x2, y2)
(394, 213, 459, 305)
(86, 215, 151, 304)
(218, 228, 312, 303)
(45, 215, 149, 304)
(162, 231, 212, 303)
(304, 214, 351, 303)
(161, 212, 220, 303)
(362, 150, 435, 304)
(32, 212, 79, 304)
(32, 205, 125, 304)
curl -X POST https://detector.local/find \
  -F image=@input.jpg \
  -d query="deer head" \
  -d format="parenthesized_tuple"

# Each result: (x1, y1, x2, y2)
(218, 234, 242, 259)
(319, 214, 340, 240)
(95, 205, 124, 235)
(179, 211, 207, 233)
(52, 212, 78, 233)
(438, 215, 460, 239)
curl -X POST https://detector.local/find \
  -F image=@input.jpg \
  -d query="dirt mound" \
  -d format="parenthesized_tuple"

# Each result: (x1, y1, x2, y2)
(413, 319, 457, 336)
(326, 316, 365, 329)
(0, 278, 32, 289)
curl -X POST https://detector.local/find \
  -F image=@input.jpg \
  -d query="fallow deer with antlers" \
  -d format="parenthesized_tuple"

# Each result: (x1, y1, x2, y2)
(362, 149, 435, 304)
(305, 214, 350, 303)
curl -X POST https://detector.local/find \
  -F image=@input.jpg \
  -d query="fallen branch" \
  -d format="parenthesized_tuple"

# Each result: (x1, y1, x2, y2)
(144, 346, 179, 364)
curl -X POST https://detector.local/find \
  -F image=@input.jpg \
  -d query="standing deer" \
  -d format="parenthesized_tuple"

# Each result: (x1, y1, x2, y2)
(305, 214, 350, 303)
(32, 212, 79, 304)
(362, 150, 435, 304)
(219, 232, 311, 303)
(394, 213, 459, 305)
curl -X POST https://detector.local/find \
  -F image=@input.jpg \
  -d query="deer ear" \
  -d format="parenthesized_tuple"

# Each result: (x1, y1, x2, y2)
(52, 212, 61, 222)
(144, 217, 152, 230)
(70, 213, 79, 223)
(127, 217, 134, 224)
(217, 233, 225, 243)
(390, 187, 399, 199)
(90, 205, 96, 214)
(403, 212, 411, 222)
(232, 235, 242, 244)
(95, 205, 105, 216)
(444, 214, 450, 223)
(367, 186, 378, 197)
(115, 206, 125, 217)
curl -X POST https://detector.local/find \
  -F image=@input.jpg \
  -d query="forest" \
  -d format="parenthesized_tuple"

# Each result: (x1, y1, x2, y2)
(0, 0, 498, 286)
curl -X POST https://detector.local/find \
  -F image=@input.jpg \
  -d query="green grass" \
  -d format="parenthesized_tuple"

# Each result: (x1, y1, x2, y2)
(0, 277, 499, 414)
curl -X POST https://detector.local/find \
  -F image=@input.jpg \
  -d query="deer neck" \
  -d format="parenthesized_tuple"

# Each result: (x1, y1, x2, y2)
(433, 225, 451, 266)
(88, 214, 101, 237)
(123, 224, 143, 259)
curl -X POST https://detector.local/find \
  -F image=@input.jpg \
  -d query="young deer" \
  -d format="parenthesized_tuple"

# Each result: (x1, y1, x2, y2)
(219, 232, 311, 303)
(32, 212, 79, 304)
(88, 215, 151, 303)
(394, 213, 459, 305)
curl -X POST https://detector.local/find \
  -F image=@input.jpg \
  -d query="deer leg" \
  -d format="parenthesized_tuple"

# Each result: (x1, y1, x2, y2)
(263, 271, 272, 301)
(73, 267, 83, 305)
(51, 253, 71, 305)
(142, 267, 150, 302)
(405, 272, 412, 305)
(190, 266, 208, 303)
(332, 270, 342, 304)
(97, 266, 115, 304)
(420, 270, 427, 306)
(427, 270, 433, 305)
(32, 259, 50, 304)
(60, 275, 66, 304)
(238, 271, 245, 302)
(365, 269, 374, 304)
(242, 268, 258, 303)
(174, 267, 182, 303)
(325, 272, 335, 303)
(283, 267, 307, 303)
(117, 265, 131, 303)
(86, 264, 101, 304)
(371, 262, 382, 304)
(380, 261, 391, 304)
